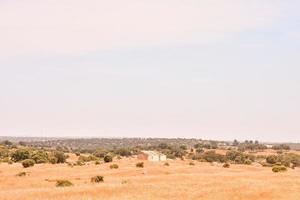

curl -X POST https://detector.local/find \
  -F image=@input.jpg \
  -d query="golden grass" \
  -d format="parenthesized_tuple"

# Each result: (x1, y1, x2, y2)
(0, 157, 300, 200)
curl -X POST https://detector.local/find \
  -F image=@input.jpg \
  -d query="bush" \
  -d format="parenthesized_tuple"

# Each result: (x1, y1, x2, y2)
(0, 147, 9, 159)
(266, 155, 278, 164)
(164, 162, 170, 166)
(31, 150, 49, 164)
(110, 164, 119, 169)
(189, 161, 195, 166)
(56, 180, 73, 187)
(114, 148, 132, 157)
(223, 163, 230, 168)
(93, 149, 108, 158)
(196, 148, 204, 154)
(244, 159, 252, 165)
(11, 149, 30, 162)
(136, 162, 144, 168)
(104, 155, 113, 163)
(22, 159, 35, 168)
(91, 176, 104, 183)
(52, 151, 67, 163)
(278, 153, 300, 168)
(202, 151, 226, 163)
(272, 165, 287, 173)
(78, 155, 98, 163)
(16, 172, 27, 177)
(95, 160, 100, 165)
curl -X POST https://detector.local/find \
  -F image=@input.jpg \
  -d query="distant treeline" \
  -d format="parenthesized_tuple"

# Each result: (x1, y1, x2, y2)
(1, 137, 299, 151)
(0, 138, 300, 170)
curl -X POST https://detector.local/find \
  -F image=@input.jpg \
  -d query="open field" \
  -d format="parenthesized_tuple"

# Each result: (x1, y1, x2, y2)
(0, 157, 300, 200)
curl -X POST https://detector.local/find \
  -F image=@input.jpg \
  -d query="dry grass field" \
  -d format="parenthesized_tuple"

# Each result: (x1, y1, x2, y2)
(0, 156, 300, 200)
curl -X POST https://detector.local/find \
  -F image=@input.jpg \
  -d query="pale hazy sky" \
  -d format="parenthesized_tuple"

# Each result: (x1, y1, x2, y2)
(1, 0, 300, 142)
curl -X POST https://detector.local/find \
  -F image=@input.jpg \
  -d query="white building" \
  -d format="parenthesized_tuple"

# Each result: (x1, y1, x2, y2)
(138, 151, 167, 162)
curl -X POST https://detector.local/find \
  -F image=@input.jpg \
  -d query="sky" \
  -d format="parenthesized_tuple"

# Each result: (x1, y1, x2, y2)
(0, 0, 300, 142)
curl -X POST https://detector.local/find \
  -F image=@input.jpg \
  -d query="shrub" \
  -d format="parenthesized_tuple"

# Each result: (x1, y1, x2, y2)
(164, 162, 170, 166)
(202, 151, 226, 163)
(22, 159, 35, 168)
(16, 172, 27, 177)
(136, 162, 144, 168)
(272, 144, 290, 150)
(244, 159, 252, 165)
(189, 161, 195, 166)
(266, 155, 278, 164)
(91, 176, 104, 183)
(223, 163, 230, 168)
(278, 153, 300, 168)
(11, 149, 30, 162)
(95, 160, 100, 165)
(196, 148, 204, 154)
(93, 149, 108, 158)
(0, 147, 9, 159)
(31, 150, 49, 164)
(180, 145, 187, 150)
(78, 155, 97, 162)
(114, 148, 132, 157)
(56, 180, 73, 187)
(104, 155, 113, 163)
(272, 165, 287, 173)
(52, 151, 67, 163)
(110, 164, 119, 169)
(226, 150, 243, 163)
(48, 156, 58, 164)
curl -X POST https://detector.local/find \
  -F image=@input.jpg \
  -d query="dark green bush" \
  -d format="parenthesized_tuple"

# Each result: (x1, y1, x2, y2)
(196, 148, 204, 154)
(0, 147, 9, 159)
(223, 163, 230, 168)
(114, 148, 132, 157)
(136, 162, 144, 168)
(22, 159, 35, 168)
(31, 150, 49, 164)
(202, 151, 226, 163)
(56, 180, 73, 187)
(95, 160, 100, 165)
(266, 155, 278, 164)
(78, 155, 97, 162)
(52, 151, 67, 163)
(104, 155, 113, 163)
(110, 164, 119, 169)
(272, 165, 287, 173)
(244, 159, 252, 165)
(11, 149, 30, 162)
(91, 176, 104, 183)
(93, 149, 108, 158)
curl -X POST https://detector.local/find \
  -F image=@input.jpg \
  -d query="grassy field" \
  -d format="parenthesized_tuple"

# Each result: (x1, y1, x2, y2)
(0, 156, 299, 200)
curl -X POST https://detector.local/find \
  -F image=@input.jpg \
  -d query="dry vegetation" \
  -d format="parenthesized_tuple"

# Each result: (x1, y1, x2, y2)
(0, 156, 300, 200)
(1, 138, 300, 200)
